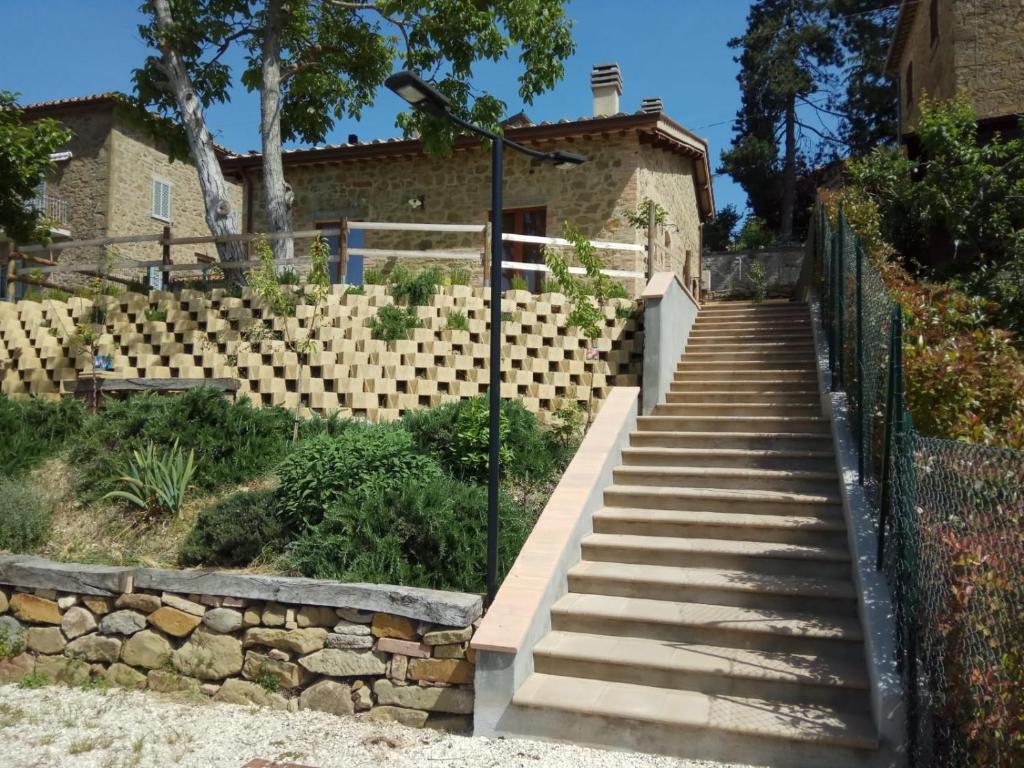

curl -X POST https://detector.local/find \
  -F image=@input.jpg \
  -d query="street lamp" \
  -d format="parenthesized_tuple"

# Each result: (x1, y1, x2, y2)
(385, 70, 586, 605)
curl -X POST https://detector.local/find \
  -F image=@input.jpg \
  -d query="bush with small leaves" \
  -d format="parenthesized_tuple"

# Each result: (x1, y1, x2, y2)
(445, 310, 469, 332)
(368, 305, 422, 342)
(0, 476, 53, 553)
(390, 266, 441, 306)
(179, 490, 285, 567)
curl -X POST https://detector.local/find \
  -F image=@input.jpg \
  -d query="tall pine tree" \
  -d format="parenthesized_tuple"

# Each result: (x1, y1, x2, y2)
(832, 0, 899, 153)
(720, 0, 841, 242)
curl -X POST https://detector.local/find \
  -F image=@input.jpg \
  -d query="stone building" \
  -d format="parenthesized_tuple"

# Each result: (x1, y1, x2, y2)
(14, 93, 242, 281)
(887, 0, 1024, 145)
(221, 65, 715, 295)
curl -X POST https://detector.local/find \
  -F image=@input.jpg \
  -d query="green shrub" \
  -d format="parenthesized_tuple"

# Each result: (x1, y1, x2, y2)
(70, 388, 296, 502)
(748, 261, 768, 302)
(275, 424, 442, 531)
(614, 301, 635, 320)
(179, 490, 284, 567)
(344, 284, 365, 296)
(277, 269, 300, 286)
(0, 476, 53, 552)
(508, 274, 529, 292)
(445, 310, 469, 332)
(390, 266, 441, 306)
(363, 267, 386, 285)
(143, 307, 167, 322)
(368, 305, 422, 342)
(285, 474, 531, 592)
(447, 268, 472, 286)
(104, 440, 196, 517)
(0, 395, 86, 478)
(403, 396, 568, 483)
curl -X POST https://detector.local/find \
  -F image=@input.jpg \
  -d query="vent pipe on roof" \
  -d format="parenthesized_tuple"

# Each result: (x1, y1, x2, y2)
(591, 63, 622, 117)
(640, 97, 663, 115)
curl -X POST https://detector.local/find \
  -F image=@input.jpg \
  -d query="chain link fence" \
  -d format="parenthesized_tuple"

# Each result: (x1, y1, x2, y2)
(804, 203, 1024, 768)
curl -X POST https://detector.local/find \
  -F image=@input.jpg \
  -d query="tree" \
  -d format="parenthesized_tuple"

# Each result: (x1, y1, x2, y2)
(0, 92, 72, 244)
(831, 0, 899, 154)
(135, 0, 574, 269)
(720, 0, 841, 242)
(702, 204, 742, 252)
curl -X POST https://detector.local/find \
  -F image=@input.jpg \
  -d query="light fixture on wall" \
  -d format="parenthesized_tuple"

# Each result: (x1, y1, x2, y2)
(408, 195, 425, 210)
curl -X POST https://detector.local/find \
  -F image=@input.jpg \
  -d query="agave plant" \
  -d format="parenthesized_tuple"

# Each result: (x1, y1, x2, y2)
(104, 440, 196, 516)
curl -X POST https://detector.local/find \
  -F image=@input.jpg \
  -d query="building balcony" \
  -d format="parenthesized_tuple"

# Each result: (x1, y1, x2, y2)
(30, 194, 71, 231)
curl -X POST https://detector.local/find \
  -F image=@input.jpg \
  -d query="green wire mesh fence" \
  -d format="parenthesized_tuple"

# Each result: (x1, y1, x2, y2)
(805, 202, 1024, 767)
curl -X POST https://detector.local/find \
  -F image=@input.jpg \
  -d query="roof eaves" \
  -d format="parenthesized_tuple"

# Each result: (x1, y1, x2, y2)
(885, 0, 918, 74)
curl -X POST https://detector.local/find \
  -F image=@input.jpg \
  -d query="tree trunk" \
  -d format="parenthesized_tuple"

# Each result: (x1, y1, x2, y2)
(780, 94, 797, 243)
(151, 0, 246, 286)
(261, 0, 294, 263)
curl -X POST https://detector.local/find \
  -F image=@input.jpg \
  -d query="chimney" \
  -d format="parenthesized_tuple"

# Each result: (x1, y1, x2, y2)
(591, 63, 623, 117)
(640, 97, 663, 115)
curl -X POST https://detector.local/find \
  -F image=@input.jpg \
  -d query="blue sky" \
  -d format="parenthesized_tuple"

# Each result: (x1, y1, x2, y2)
(1, 0, 751, 212)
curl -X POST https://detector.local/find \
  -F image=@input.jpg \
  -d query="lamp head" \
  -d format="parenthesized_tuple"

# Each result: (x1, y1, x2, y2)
(384, 71, 451, 119)
(548, 150, 587, 169)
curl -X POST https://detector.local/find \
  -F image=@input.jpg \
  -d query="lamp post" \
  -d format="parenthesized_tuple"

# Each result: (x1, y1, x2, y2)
(385, 71, 585, 604)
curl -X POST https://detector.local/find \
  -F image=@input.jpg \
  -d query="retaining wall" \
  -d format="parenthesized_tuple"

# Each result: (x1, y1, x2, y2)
(0, 284, 641, 422)
(0, 556, 482, 731)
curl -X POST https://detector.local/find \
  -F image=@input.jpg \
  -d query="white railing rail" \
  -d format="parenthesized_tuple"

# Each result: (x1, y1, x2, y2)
(28, 195, 70, 228)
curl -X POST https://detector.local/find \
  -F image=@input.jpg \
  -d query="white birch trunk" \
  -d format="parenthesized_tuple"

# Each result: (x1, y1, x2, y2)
(151, 0, 246, 284)
(261, 0, 295, 262)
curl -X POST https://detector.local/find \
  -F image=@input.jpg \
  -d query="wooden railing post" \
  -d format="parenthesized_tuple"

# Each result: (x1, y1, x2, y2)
(338, 217, 349, 284)
(161, 225, 172, 290)
(482, 222, 492, 288)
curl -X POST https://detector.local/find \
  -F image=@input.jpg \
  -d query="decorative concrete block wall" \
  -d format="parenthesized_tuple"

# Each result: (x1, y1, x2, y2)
(0, 557, 481, 730)
(0, 285, 641, 422)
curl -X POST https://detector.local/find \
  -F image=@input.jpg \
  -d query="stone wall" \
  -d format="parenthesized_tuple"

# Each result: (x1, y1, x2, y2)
(106, 118, 244, 269)
(951, 0, 1024, 122)
(898, 0, 957, 133)
(0, 557, 481, 730)
(244, 133, 648, 292)
(636, 144, 702, 284)
(0, 284, 641, 422)
(702, 247, 805, 299)
(36, 110, 114, 272)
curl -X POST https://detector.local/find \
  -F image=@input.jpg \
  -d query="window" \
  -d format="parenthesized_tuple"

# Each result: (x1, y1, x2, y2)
(905, 62, 914, 108)
(152, 179, 172, 221)
(930, 0, 939, 46)
(497, 206, 547, 291)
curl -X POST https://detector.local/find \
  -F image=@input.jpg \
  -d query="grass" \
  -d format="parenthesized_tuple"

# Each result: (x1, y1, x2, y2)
(0, 703, 25, 729)
(68, 735, 114, 754)
(17, 672, 50, 689)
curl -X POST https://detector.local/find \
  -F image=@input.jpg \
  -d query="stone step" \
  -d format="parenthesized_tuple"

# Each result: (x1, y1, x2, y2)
(670, 378, 818, 392)
(679, 352, 815, 364)
(507, 674, 880, 768)
(568, 559, 857, 614)
(638, 414, 831, 434)
(533, 631, 868, 707)
(551, 593, 864, 656)
(620, 446, 836, 471)
(665, 389, 821, 404)
(653, 402, 823, 418)
(612, 464, 839, 495)
(602, 483, 843, 517)
(628, 430, 834, 452)
(674, 370, 819, 383)
(677, 359, 817, 372)
(582, 532, 852, 579)
(692, 319, 811, 332)
(684, 340, 816, 353)
(701, 302, 808, 313)
(593, 505, 847, 548)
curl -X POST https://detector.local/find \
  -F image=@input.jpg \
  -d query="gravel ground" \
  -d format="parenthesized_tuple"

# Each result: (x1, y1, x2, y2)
(0, 684, 751, 768)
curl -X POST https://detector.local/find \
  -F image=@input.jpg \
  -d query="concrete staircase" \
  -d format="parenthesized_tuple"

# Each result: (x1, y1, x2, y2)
(505, 301, 882, 767)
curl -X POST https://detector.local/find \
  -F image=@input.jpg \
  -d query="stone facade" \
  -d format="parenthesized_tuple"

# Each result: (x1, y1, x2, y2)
(0, 557, 480, 731)
(890, 0, 1024, 135)
(21, 96, 242, 283)
(225, 114, 714, 295)
(0, 283, 641, 422)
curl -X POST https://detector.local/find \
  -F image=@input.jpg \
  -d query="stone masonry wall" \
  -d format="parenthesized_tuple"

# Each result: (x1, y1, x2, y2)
(243, 133, 648, 292)
(0, 557, 481, 731)
(106, 117, 244, 270)
(34, 110, 114, 273)
(0, 284, 641, 422)
(898, 0, 957, 134)
(636, 144, 702, 284)
(951, 0, 1024, 122)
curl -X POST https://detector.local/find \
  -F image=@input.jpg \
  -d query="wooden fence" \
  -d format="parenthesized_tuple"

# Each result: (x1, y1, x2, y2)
(0, 220, 647, 300)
